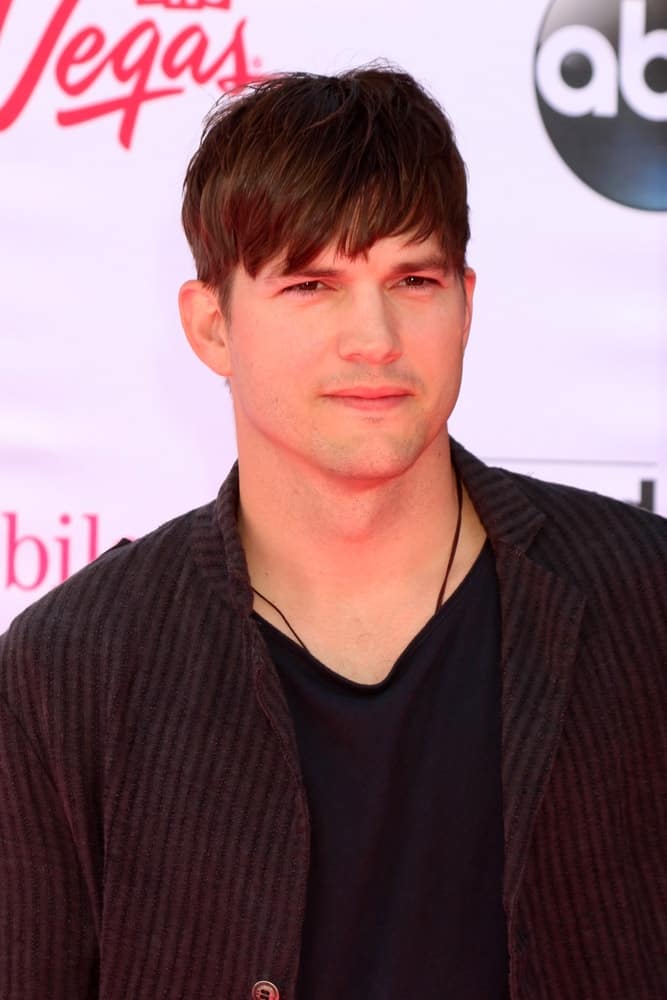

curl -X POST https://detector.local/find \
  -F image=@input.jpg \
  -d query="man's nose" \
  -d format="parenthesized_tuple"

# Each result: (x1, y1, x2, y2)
(336, 289, 402, 365)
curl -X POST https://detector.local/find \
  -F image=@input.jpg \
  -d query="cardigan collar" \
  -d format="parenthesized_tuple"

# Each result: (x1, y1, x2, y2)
(450, 440, 547, 553)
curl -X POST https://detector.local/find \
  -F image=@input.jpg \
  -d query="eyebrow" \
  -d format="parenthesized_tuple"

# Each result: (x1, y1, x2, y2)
(385, 254, 450, 277)
(264, 253, 449, 281)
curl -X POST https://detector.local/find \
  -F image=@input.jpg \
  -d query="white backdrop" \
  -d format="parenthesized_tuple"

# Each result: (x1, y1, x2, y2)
(1, 0, 666, 630)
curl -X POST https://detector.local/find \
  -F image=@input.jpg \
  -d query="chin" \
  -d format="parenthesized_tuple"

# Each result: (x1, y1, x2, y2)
(318, 441, 427, 485)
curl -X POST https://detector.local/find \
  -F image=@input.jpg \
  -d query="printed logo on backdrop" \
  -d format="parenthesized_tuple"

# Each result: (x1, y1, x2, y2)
(0, 0, 264, 149)
(534, 0, 667, 210)
(1, 513, 101, 591)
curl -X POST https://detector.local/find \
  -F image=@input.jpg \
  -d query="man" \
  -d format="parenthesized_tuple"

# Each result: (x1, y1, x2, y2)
(0, 67, 665, 1000)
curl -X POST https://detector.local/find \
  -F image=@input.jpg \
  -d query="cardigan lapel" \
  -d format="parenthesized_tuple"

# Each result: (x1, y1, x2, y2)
(493, 541, 585, 916)
(452, 442, 586, 921)
(207, 460, 312, 786)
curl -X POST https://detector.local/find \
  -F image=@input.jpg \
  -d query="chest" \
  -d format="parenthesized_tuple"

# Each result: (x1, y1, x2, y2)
(261, 566, 507, 999)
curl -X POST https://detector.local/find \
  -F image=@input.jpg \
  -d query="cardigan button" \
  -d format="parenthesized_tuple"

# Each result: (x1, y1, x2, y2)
(252, 981, 280, 1000)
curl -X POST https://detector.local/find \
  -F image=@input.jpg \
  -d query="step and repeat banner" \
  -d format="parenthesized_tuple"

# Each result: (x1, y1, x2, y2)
(1, 0, 666, 629)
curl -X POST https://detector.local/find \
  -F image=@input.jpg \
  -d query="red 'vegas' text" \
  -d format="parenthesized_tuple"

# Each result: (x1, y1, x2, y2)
(0, 0, 258, 148)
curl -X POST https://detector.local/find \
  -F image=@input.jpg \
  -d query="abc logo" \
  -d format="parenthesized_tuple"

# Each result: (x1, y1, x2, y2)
(534, 0, 667, 210)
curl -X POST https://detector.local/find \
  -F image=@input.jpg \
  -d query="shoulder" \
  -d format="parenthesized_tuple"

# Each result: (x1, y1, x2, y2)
(496, 470, 667, 634)
(507, 468, 667, 558)
(454, 438, 667, 596)
(509, 466, 665, 526)
(6, 501, 213, 634)
(0, 499, 234, 712)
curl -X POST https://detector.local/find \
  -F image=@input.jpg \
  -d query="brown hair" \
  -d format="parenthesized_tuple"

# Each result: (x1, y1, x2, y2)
(181, 65, 470, 313)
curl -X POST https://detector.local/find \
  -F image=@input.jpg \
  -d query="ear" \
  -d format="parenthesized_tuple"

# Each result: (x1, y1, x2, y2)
(461, 267, 476, 351)
(178, 280, 232, 377)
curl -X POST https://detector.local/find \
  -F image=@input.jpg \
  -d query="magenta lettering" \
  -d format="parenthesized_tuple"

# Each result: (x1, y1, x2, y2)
(162, 19, 249, 87)
(83, 513, 99, 563)
(55, 27, 107, 95)
(2, 512, 101, 590)
(57, 20, 181, 150)
(0, 0, 259, 149)
(4, 513, 48, 590)
(0, 0, 78, 130)
(162, 25, 211, 82)
(54, 514, 72, 581)
(200, 18, 250, 88)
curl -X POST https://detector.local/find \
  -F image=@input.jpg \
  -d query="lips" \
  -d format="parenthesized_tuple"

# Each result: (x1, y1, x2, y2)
(325, 387, 412, 399)
(322, 387, 412, 412)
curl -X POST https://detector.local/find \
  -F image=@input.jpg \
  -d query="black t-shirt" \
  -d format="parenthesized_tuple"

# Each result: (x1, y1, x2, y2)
(255, 541, 509, 999)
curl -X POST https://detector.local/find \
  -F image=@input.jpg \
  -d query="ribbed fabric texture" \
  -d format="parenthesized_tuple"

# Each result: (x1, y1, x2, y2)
(1, 441, 666, 999)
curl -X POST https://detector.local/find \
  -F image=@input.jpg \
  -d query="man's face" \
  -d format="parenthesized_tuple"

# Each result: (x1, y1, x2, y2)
(218, 232, 475, 484)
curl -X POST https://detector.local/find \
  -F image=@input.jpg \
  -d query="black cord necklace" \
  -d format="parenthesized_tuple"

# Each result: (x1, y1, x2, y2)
(251, 467, 464, 656)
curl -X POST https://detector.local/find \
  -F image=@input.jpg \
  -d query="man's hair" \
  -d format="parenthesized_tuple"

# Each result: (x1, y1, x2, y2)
(181, 65, 470, 314)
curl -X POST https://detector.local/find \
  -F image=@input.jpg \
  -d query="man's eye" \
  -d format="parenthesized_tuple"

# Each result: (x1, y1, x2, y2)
(400, 275, 436, 288)
(284, 280, 324, 295)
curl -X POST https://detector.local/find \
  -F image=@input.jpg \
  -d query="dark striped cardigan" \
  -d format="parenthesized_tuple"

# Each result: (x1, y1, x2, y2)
(1, 441, 666, 999)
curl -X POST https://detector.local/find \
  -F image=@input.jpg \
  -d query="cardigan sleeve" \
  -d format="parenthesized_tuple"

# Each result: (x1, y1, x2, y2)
(0, 693, 98, 999)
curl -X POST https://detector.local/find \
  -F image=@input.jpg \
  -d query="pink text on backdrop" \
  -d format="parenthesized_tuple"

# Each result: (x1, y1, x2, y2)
(0, 0, 262, 148)
(2, 513, 100, 590)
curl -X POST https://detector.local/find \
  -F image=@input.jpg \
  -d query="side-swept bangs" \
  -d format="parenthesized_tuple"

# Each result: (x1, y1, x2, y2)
(182, 66, 470, 311)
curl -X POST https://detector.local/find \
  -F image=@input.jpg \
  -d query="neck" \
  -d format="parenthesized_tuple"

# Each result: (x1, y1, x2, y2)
(237, 432, 476, 610)
(236, 433, 487, 681)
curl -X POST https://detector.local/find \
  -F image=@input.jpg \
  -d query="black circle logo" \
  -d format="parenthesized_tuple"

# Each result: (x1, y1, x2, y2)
(534, 0, 667, 211)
